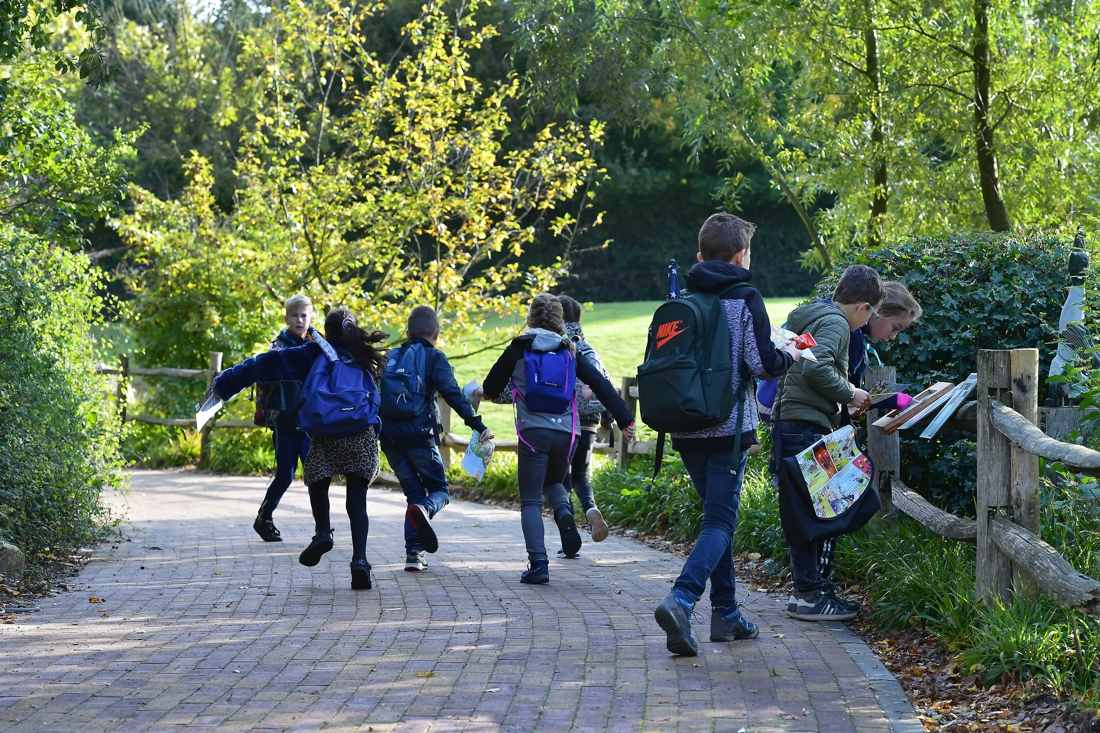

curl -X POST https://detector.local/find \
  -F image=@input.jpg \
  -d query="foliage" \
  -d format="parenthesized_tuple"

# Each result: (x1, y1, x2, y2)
(116, 0, 603, 371)
(0, 225, 124, 568)
(818, 232, 1073, 513)
(0, 0, 112, 89)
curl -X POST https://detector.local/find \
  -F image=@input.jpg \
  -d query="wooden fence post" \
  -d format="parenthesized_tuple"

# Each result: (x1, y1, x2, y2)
(1009, 349, 1040, 598)
(437, 397, 452, 469)
(865, 365, 899, 519)
(117, 354, 129, 423)
(619, 377, 638, 469)
(977, 349, 1013, 604)
(199, 352, 223, 470)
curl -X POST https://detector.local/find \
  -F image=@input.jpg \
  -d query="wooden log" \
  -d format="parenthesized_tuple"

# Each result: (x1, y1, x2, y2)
(991, 399, 1100, 478)
(989, 514, 1100, 619)
(977, 350, 1013, 604)
(1041, 407, 1081, 442)
(1008, 349, 1040, 597)
(96, 363, 121, 375)
(865, 365, 899, 519)
(440, 432, 659, 457)
(619, 376, 638, 469)
(127, 415, 255, 429)
(128, 366, 209, 378)
(892, 477, 977, 542)
(118, 354, 129, 423)
(199, 352, 222, 470)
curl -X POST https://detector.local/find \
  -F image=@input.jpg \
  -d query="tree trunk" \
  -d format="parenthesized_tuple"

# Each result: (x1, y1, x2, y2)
(865, 24, 888, 248)
(972, 0, 1011, 232)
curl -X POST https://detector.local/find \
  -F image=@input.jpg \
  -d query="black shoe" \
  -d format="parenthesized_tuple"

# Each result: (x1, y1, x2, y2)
(350, 558, 372, 590)
(406, 504, 439, 554)
(520, 560, 549, 584)
(253, 513, 282, 542)
(556, 549, 580, 559)
(822, 578, 861, 614)
(298, 530, 334, 567)
(654, 593, 698, 656)
(555, 511, 582, 558)
(710, 606, 759, 641)
(786, 590, 858, 621)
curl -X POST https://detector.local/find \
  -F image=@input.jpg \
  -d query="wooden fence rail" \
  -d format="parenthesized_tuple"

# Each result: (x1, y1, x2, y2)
(867, 348, 1100, 619)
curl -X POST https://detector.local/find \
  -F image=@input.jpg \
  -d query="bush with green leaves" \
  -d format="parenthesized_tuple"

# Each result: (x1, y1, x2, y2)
(817, 232, 1074, 514)
(0, 227, 124, 569)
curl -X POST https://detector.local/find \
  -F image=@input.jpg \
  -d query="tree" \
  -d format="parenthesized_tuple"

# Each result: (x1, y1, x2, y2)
(116, 0, 604, 364)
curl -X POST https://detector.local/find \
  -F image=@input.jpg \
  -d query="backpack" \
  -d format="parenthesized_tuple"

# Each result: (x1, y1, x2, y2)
(254, 382, 282, 427)
(378, 342, 436, 442)
(518, 345, 577, 414)
(574, 339, 609, 417)
(636, 278, 751, 475)
(298, 335, 380, 438)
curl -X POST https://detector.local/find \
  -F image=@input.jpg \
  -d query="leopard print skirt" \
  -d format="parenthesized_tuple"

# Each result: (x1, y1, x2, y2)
(302, 425, 380, 486)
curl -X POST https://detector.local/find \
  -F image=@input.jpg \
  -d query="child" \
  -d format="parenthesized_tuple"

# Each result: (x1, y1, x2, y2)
(776, 264, 885, 621)
(557, 295, 611, 549)
(214, 308, 388, 591)
(480, 293, 636, 585)
(252, 294, 315, 543)
(653, 213, 800, 657)
(379, 305, 493, 572)
(816, 281, 923, 583)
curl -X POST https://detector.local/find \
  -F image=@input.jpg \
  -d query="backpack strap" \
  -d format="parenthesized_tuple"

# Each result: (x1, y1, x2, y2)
(313, 332, 339, 363)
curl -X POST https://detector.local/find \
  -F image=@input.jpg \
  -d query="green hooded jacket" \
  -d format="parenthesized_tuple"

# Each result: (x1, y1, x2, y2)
(779, 300, 857, 432)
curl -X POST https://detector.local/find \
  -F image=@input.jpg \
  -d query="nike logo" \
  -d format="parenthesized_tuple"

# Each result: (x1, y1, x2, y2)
(655, 320, 688, 349)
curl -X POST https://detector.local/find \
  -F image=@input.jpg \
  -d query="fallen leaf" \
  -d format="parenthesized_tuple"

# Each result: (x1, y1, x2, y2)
(214, 571, 222, 576)
(88, 597, 104, 603)
(414, 671, 434, 678)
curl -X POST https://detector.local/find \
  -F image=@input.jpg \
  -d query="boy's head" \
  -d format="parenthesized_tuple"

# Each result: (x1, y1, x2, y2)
(832, 265, 886, 329)
(557, 295, 583, 324)
(284, 293, 313, 339)
(697, 213, 756, 266)
(406, 305, 440, 343)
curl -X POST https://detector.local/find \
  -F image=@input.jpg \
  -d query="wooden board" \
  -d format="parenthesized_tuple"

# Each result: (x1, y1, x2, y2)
(871, 381, 955, 434)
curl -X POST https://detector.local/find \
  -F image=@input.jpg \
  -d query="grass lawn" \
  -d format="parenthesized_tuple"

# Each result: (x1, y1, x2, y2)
(444, 298, 803, 439)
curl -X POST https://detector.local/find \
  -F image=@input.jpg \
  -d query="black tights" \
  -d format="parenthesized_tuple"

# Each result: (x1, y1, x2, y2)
(308, 474, 370, 560)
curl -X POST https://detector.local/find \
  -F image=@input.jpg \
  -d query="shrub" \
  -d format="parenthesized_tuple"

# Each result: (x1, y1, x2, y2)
(0, 227, 124, 569)
(817, 232, 1074, 513)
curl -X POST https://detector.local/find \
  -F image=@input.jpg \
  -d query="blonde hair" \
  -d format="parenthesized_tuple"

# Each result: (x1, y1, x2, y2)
(880, 282, 922, 321)
(527, 293, 565, 334)
(284, 293, 313, 315)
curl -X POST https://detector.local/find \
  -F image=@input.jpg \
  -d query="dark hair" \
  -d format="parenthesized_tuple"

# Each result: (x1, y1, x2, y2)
(832, 265, 886, 307)
(698, 213, 756, 262)
(323, 308, 389, 376)
(407, 305, 439, 339)
(557, 295, 583, 323)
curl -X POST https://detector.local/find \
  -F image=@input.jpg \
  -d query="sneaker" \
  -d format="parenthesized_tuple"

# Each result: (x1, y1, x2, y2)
(298, 529, 334, 567)
(520, 560, 549, 584)
(253, 513, 282, 542)
(350, 557, 372, 590)
(555, 511, 582, 558)
(405, 550, 427, 572)
(586, 507, 609, 543)
(654, 593, 698, 656)
(556, 549, 580, 559)
(822, 578, 860, 614)
(785, 590, 858, 621)
(406, 504, 439, 554)
(710, 606, 759, 641)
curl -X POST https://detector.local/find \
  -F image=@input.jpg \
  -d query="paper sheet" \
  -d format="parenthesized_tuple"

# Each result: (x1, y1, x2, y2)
(461, 430, 495, 481)
(195, 391, 223, 431)
(464, 379, 481, 412)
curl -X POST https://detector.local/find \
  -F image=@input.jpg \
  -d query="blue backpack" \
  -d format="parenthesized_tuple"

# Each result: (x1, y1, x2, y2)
(517, 345, 576, 414)
(298, 336, 380, 438)
(378, 342, 436, 441)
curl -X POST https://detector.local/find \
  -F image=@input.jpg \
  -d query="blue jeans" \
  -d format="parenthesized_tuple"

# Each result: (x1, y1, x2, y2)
(776, 420, 828, 595)
(385, 446, 450, 553)
(672, 446, 749, 611)
(260, 427, 310, 518)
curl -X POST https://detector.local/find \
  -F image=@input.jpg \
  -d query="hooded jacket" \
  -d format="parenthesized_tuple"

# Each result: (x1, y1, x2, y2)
(779, 299, 856, 431)
(483, 328, 634, 437)
(670, 260, 793, 452)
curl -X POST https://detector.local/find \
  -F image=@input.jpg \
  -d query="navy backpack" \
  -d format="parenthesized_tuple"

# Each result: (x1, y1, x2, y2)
(298, 335, 380, 438)
(378, 342, 436, 441)
(517, 345, 576, 414)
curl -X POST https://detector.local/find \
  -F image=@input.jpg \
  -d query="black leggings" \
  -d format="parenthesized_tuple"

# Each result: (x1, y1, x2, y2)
(562, 430, 597, 513)
(308, 474, 370, 560)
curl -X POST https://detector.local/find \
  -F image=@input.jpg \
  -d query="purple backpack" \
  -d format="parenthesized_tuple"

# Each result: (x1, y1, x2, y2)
(298, 335, 380, 438)
(518, 346, 577, 413)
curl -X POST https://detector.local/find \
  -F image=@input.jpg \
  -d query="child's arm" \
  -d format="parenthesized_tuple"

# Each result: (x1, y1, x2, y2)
(214, 343, 320, 401)
(482, 340, 525, 400)
(431, 351, 489, 435)
(800, 318, 857, 405)
(577, 356, 634, 429)
(743, 290, 793, 378)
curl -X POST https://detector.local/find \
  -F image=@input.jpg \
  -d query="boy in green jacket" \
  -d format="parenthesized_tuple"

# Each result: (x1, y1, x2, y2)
(775, 264, 885, 621)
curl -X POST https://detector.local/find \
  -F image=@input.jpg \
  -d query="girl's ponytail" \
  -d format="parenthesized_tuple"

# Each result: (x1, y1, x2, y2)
(323, 308, 389, 376)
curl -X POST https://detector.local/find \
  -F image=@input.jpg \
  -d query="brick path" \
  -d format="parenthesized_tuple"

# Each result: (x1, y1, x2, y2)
(0, 470, 922, 732)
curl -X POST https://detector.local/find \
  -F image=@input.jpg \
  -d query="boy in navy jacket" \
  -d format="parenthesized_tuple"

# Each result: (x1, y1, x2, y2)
(380, 306, 492, 571)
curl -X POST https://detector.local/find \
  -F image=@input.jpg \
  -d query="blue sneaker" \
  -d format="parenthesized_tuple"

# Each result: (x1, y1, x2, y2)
(654, 592, 698, 656)
(520, 560, 549, 584)
(710, 606, 759, 641)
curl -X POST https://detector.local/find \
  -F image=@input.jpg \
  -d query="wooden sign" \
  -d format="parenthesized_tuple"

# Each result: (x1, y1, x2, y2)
(871, 381, 955, 434)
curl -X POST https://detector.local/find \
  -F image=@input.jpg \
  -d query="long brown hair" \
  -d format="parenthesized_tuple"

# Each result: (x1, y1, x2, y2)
(323, 308, 389, 376)
(880, 282, 923, 321)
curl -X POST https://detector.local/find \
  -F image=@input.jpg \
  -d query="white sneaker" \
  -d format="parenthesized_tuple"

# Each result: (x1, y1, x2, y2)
(404, 550, 427, 572)
(586, 507, 609, 542)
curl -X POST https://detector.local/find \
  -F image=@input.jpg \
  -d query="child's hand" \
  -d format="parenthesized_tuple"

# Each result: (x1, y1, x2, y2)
(780, 340, 802, 361)
(849, 388, 871, 415)
(478, 428, 494, 443)
(581, 385, 594, 399)
(472, 386, 484, 399)
(622, 422, 636, 442)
